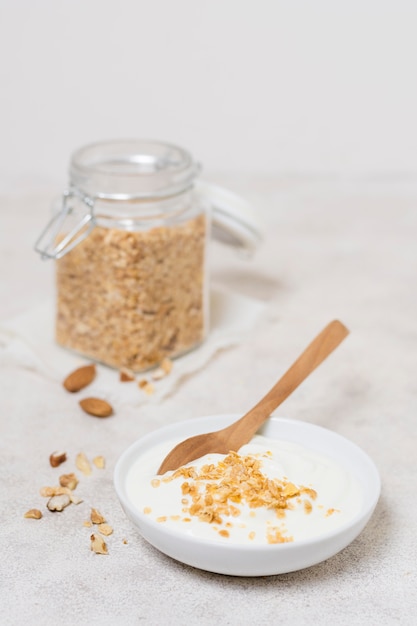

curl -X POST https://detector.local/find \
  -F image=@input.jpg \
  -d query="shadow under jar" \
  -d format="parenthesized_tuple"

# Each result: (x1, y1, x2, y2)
(36, 140, 210, 371)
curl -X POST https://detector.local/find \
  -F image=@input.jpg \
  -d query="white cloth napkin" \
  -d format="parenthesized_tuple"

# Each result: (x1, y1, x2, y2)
(0, 286, 266, 405)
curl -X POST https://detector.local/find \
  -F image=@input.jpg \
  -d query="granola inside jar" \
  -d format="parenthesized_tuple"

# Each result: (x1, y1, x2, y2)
(36, 140, 209, 371)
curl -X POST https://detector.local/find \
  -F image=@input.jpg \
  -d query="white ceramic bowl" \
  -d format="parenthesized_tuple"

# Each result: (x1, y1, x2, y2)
(114, 415, 380, 576)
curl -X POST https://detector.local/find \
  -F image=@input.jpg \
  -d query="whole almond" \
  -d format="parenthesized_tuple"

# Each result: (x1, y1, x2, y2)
(79, 397, 113, 418)
(63, 364, 96, 393)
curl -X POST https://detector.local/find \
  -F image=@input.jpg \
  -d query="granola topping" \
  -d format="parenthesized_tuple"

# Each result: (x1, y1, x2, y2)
(126, 435, 363, 545)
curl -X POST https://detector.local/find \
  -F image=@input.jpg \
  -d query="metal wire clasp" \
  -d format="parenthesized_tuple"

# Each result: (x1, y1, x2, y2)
(34, 188, 96, 260)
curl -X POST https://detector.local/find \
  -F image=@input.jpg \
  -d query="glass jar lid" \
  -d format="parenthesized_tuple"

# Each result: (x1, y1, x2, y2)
(70, 139, 200, 200)
(35, 139, 264, 260)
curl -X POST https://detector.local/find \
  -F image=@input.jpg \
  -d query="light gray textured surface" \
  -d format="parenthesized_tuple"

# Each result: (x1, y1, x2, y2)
(1, 178, 416, 625)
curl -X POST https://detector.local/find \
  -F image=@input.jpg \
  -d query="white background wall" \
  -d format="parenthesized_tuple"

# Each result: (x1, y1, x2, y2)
(1, 0, 417, 192)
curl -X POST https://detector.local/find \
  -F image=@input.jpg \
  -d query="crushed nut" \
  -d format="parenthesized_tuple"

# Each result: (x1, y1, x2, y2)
(98, 523, 113, 536)
(40, 485, 72, 497)
(90, 533, 108, 555)
(151, 358, 173, 381)
(119, 367, 135, 382)
(40, 486, 56, 498)
(24, 508, 43, 519)
(70, 495, 83, 505)
(161, 358, 173, 374)
(76, 452, 92, 476)
(138, 380, 154, 395)
(49, 451, 67, 468)
(54, 486, 72, 496)
(304, 500, 313, 514)
(92, 455, 105, 469)
(90, 508, 106, 524)
(266, 526, 293, 544)
(302, 487, 317, 500)
(47, 494, 71, 512)
(151, 368, 165, 381)
(325, 508, 340, 517)
(59, 473, 78, 490)
(283, 483, 300, 498)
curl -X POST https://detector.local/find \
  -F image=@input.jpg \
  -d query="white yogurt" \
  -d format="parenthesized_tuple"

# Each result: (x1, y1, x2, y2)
(125, 435, 363, 545)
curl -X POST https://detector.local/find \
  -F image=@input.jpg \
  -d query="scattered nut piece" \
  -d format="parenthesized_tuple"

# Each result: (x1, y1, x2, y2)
(119, 367, 135, 382)
(59, 473, 78, 490)
(90, 533, 108, 555)
(151, 358, 173, 381)
(161, 358, 173, 374)
(79, 397, 113, 418)
(143, 382, 155, 395)
(76, 452, 92, 476)
(47, 493, 71, 512)
(49, 451, 67, 468)
(93, 455, 105, 469)
(83, 520, 93, 528)
(24, 508, 42, 519)
(122, 539, 128, 545)
(91, 508, 106, 524)
(70, 495, 83, 505)
(98, 523, 113, 536)
(151, 367, 165, 381)
(40, 485, 72, 498)
(54, 486, 72, 496)
(63, 364, 96, 392)
(138, 379, 155, 395)
(40, 486, 56, 497)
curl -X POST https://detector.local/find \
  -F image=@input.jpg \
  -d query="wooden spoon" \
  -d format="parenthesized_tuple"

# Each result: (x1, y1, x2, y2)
(157, 319, 349, 474)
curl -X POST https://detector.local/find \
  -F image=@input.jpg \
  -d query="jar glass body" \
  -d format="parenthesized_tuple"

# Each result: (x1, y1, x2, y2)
(53, 140, 210, 372)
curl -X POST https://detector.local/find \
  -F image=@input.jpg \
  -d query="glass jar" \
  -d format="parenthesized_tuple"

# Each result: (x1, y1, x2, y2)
(35, 139, 262, 372)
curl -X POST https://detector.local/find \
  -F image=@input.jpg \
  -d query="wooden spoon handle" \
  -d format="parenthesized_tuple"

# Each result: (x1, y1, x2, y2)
(226, 320, 349, 444)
